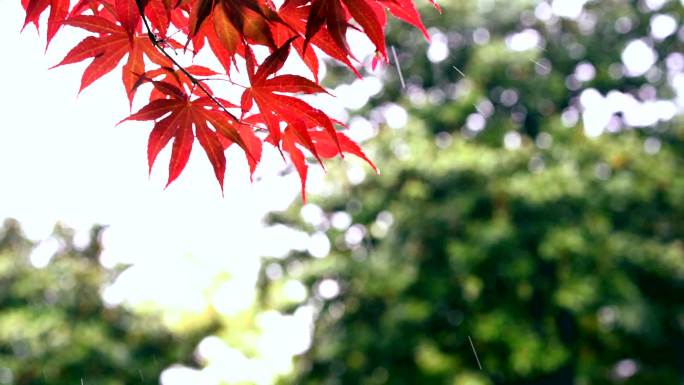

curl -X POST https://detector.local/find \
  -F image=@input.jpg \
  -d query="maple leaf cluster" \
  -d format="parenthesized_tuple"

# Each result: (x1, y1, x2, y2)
(21, 0, 439, 199)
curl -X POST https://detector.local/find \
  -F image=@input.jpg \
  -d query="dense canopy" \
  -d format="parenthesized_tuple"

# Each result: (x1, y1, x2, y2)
(260, 0, 684, 384)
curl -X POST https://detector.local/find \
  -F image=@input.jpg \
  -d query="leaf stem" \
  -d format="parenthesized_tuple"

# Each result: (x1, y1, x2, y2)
(197, 78, 249, 89)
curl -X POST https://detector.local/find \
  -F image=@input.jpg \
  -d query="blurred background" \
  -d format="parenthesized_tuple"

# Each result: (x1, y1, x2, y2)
(2, 0, 684, 384)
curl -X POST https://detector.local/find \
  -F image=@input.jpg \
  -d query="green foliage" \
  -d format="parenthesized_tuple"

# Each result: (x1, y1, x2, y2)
(262, 0, 684, 384)
(0, 219, 210, 385)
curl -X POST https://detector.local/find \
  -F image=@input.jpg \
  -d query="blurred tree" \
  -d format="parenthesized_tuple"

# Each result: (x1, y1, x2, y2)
(0, 219, 212, 385)
(261, 0, 684, 384)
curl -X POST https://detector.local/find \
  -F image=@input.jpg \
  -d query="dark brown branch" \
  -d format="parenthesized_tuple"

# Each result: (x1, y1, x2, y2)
(135, 1, 241, 122)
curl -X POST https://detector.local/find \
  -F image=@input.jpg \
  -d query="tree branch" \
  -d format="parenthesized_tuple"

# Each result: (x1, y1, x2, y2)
(135, 1, 241, 123)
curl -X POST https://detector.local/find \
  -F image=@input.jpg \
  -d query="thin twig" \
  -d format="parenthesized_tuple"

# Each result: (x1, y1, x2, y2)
(135, 1, 240, 122)
(529, 58, 549, 71)
(472, 103, 485, 115)
(452, 65, 466, 78)
(197, 77, 249, 88)
(467, 335, 483, 370)
(391, 45, 406, 89)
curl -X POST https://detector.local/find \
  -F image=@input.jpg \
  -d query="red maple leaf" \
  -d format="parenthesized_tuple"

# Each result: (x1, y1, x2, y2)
(260, 120, 376, 201)
(53, 14, 173, 100)
(115, 0, 139, 38)
(22, 0, 69, 46)
(379, 0, 432, 39)
(241, 40, 338, 156)
(121, 81, 261, 190)
(277, 0, 360, 79)
(186, 0, 280, 49)
(303, 0, 388, 61)
(239, 39, 377, 200)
